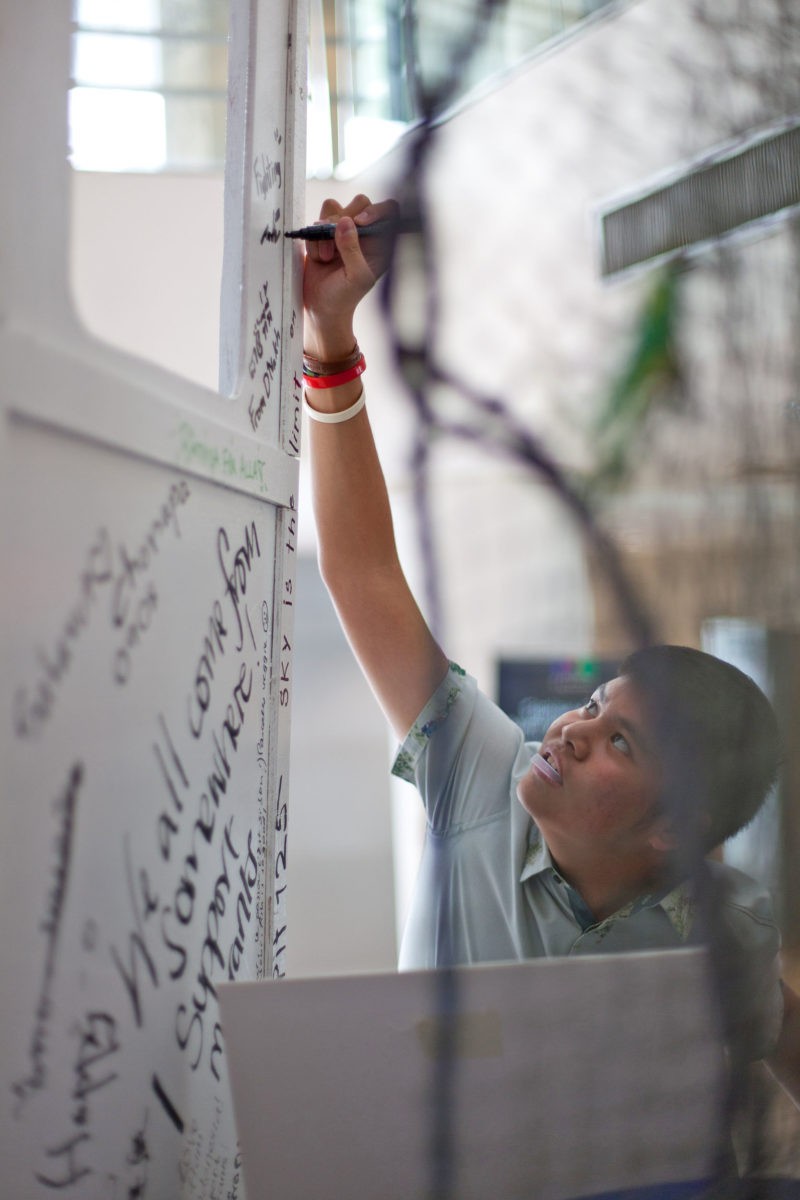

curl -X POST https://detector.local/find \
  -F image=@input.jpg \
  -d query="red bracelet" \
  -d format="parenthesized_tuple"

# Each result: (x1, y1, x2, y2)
(303, 355, 366, 389)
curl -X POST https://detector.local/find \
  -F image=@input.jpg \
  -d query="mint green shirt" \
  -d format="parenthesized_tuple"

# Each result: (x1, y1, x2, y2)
(392, 664, 783, 1058)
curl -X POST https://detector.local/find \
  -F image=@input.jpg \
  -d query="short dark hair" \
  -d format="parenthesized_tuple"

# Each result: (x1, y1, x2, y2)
(620, 644, 781, 851)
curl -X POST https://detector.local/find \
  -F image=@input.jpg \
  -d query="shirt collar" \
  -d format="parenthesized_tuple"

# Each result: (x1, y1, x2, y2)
(520, 826, 696, 940)
(520, 829, 557, 882)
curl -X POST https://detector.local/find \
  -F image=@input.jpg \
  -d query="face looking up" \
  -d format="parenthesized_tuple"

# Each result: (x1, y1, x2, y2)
(516, 675, 670, 864)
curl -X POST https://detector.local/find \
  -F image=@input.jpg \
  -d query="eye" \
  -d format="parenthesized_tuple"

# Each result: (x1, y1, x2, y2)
(583, 697, 599, 715)
(611, 732, 631, 756)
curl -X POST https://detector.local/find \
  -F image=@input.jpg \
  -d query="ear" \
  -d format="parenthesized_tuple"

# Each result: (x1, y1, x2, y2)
(647, 817, 678, 854)
(646, 810, 711, 854)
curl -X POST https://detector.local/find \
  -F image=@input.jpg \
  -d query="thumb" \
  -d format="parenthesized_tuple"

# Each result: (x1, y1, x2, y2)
(334, 215, 360, 260)
(334, 216, 374, 289)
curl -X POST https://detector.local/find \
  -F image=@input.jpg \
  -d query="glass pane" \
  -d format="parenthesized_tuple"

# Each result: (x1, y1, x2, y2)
(408, 0, 619, 114)
(163, 93, 227, 169)
(161, 39, 228, 90)
(353, 40, 391, 104)
(349, 0, 385, 41)
(160, 0, 230, 36)
(74, 0, 161, 33)
(73, 32, 163, 89)
(75, 0, 229, 37)
(69, 87, 167, 170)
(71, 1, 230, 172)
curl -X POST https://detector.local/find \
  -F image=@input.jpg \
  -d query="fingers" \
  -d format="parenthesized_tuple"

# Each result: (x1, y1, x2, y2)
(304, 194, 397, 287)
(341, 193, 372, 219)
(319, 197, 345, 219)
(353, 198, 399, 283)
(353, 197, 399, 227)
(307, 194, 397, 271)
(332, 216, 376, 296)
(309, 197, 346, 264)
(315, 193, 393, 228)
(316, 196, 373, 263)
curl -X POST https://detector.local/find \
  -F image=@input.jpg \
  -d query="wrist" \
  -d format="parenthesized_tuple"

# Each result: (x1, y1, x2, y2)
(303, 314, 356, 362)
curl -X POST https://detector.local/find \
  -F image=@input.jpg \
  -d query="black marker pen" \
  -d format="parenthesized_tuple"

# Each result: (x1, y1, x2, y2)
(285, 217, 404, 240)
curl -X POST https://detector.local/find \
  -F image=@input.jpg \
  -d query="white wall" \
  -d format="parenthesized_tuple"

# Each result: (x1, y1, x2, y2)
(71, 172, 226, 390)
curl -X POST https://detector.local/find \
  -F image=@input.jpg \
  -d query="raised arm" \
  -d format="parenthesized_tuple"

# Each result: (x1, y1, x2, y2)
(302, 195, 449, 739)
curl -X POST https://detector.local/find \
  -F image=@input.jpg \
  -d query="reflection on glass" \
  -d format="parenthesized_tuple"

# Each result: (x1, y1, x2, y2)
(313, 0, 618, 174)
(411, 0, 617, 110)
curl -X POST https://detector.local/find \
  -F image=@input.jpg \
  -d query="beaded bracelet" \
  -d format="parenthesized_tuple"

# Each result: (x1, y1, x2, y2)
(302, 353, 366, 389)
(302, 342, 362, 377)
(304, 383, 366, 424)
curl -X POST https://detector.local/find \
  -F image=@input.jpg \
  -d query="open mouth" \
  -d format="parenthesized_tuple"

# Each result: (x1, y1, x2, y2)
(531, 751, 562, 786)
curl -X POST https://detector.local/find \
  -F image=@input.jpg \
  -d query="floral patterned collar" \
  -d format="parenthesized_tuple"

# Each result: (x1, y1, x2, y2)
(521, 830, 695, 940)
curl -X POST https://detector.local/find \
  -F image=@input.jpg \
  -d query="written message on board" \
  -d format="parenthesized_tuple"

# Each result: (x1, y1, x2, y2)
(1, 0, 306, 1195)
(4, 442, 290, 1195)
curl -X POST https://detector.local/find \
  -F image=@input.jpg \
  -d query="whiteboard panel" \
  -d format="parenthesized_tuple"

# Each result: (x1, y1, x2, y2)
(3, 328, 297, 510)
(221, 0, 307, 454)
(1, 419, 295, 1197)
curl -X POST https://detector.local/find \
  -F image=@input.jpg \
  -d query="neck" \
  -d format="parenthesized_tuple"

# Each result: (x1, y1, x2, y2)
(550, 845, 665, 924)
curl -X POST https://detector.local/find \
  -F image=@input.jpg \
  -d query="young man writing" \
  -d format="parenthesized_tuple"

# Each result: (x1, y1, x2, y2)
(300, 194, 799, 1097)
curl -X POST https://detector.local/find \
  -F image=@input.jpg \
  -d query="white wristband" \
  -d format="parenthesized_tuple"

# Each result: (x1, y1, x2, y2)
(303, 383, 366, 424)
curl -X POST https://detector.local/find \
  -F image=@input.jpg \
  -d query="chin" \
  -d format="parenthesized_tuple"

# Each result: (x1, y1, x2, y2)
(516, 775, 542, 820)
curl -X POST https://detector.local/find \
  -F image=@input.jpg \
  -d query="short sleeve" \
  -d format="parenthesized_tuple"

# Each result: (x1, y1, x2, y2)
(391, 662, 527, 835)
(391, 662, 471, 784)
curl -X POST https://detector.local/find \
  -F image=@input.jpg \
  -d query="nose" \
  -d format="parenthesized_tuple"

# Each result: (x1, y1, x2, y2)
(562, 716, 592, 760)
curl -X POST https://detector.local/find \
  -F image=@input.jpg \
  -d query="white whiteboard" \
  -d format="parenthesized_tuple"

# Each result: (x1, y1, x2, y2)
(0, 1, 306, 1196)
